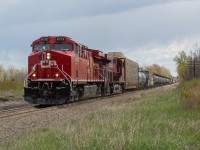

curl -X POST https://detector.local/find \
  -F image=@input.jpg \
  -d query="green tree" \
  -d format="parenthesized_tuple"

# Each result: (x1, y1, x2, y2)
(173, 51, 190, 65)
(173, 51, 191, 81)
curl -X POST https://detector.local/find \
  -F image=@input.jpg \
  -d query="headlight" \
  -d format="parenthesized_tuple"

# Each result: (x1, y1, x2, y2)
(47, 53, 51, 60)
(32, 73, 36, 77)
(55, 73, 59, 78)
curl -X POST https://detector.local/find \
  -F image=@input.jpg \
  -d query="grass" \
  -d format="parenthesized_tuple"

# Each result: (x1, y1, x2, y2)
(1, 87, 200, 150)
(0, 81, 23, 101)
(179, 79, 200, 110)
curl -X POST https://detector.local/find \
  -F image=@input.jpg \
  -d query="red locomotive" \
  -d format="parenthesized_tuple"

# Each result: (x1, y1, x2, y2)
(24, 36, 128, 104)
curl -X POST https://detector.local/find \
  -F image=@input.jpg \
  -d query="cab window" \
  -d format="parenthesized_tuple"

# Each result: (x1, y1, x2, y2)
(54, 43, 73, 50)
(34, 44, 51, 50)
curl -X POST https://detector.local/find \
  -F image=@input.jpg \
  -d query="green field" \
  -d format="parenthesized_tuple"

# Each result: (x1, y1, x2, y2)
(1, 84, 200, 150)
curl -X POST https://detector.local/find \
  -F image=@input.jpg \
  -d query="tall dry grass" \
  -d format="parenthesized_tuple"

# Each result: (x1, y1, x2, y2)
(0, 81, 23, 101)
(179, 79, 200, 110)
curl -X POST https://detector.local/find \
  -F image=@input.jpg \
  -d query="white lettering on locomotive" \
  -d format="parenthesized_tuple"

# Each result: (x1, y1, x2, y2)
(40, 60, 57, 68)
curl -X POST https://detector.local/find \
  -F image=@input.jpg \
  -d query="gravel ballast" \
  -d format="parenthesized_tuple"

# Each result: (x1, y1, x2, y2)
(0, 84, 177, 143)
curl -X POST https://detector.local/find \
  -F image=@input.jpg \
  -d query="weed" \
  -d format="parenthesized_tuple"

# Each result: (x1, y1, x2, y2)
(180, 79, 200, 110)
(0, 81, 23, 101)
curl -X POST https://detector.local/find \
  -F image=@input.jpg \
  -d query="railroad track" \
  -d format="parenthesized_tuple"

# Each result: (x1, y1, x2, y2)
(0, 91, 132, 119)
(0, 84, 173, 119)
(0, 106, 41, 119)
(0, 104, 62, 119)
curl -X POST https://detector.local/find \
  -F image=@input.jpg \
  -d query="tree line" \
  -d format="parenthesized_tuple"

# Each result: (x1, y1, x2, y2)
(145, 64, 172, 77)
(173, 44, 200, 81)
(0, 65, 27, 82)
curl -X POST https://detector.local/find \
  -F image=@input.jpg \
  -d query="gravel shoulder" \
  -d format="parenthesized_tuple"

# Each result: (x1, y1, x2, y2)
(0, 84, 178, 143)
(0, 100, 29, 111)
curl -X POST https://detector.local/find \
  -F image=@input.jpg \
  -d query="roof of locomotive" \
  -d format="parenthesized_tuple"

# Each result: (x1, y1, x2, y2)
(31, 36, 81, 46)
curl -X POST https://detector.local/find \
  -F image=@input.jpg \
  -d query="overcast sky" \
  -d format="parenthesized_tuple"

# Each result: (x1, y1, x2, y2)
(1, 0, 200, 76)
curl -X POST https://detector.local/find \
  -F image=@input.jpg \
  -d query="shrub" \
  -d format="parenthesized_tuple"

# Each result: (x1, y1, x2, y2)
(179, 79, 200, 110)
(0, 81, 23, 91)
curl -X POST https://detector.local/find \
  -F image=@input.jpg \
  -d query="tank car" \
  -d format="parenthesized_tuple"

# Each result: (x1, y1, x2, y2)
(139, 72, 147, 87)
(153, 73, 171, 85)
(140, 70, 154, 87)
(24, 36, 124, 105)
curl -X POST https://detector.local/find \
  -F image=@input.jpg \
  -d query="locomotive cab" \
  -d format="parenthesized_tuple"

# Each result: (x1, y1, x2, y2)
(24, 36, 76, 104)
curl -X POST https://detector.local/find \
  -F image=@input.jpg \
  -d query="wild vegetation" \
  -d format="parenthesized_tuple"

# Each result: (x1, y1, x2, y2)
(173, 51, 191, 81)
(0, 81, 23, 101)
(174, 46, 200, 109)
(0, 64, 27, 82)
(173, 44, 200, 81)
(1, 86, 200, 149)
(0, 64, 26, 101)
(179, 79, 200, 110)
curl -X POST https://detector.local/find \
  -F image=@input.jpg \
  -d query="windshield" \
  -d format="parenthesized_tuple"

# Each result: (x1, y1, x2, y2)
(54, 43, 73, 50)
(34, 44, 51, 50)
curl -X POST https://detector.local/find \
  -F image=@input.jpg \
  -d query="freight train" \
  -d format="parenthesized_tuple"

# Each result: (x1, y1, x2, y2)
(24, 36, 171, 105)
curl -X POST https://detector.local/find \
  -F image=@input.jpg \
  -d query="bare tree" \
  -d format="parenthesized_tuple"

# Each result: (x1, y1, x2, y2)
(7, 65, 16, 81)
(0, 65, 27, 82)
(192, 43, 200, 60)
(0, 64, 5, 81)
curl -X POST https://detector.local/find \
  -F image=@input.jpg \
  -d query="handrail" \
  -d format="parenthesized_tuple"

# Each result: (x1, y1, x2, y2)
(98, 71, 105, 80)
(55, 64, 72, 91)
(24, 63, 39, 87)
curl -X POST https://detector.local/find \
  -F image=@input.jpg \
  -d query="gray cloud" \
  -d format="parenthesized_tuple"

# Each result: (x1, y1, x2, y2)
(0, 0, 200, 76)
(0, 0, 188, 26)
